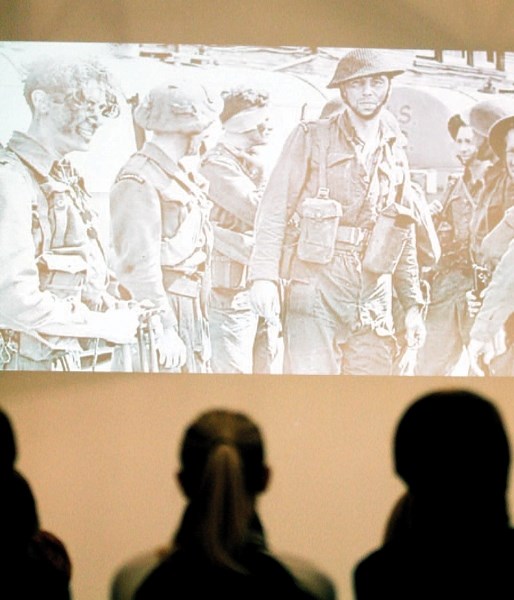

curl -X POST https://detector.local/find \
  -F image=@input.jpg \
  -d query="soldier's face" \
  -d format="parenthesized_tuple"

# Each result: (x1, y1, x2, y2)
(47, 80, 109, 155)
(455, 125, 478, 166)
(505, 128, 514, 179)
(340, 75, 390, 120)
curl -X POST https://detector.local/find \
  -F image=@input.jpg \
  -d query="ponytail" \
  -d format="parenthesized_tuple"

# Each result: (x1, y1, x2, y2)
(174, 410, 266, 572)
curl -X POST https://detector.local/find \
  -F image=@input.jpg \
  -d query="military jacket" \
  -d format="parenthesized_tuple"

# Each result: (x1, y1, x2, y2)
(200, 142, 265, 289)
(470, 239, 514, 343)
(0, 131, 108, 337)
(433, 170, 484, 268)
(470, 162, 514, 261)
(110, 141, 212, 328)
(201, 141, 263, 235)
(249, 109, 423, 310)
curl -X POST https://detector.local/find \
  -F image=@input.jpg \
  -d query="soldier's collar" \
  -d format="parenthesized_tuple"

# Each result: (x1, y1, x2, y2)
(7, 131, 61, 178)
(340, 109, 398, 146)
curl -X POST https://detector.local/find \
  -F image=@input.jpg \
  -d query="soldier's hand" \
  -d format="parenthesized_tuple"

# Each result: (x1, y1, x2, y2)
(396, 346, 418, 376)
(250, 280, 280, 321)
(156, 327, 187, 370)
(404, 305, 426, 350)
(467, 338, 493, 376)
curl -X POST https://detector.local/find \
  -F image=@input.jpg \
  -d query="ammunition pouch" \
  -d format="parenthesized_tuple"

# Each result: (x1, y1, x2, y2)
(297, 195, 342, 264)
(17, 332, 79, 362)
(38, 250, 88, 301)
(163, 269, 203, 298)
(362, 203, 416, 275)
(211, 252, 247, 289)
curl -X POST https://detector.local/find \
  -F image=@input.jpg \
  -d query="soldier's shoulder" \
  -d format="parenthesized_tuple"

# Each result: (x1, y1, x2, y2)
(0, 146, 33, 188)
(297, 117, 330, 133)
(201, 145, 239, 169)
(114, 152, 154, 186)
(0, 146, 24, 170)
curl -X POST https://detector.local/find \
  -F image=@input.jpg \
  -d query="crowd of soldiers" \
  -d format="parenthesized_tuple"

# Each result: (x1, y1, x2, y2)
(1, 47, 514, 375)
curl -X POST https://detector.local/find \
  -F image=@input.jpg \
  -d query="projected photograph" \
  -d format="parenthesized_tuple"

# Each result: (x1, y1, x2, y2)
(1, 42, 514, 375)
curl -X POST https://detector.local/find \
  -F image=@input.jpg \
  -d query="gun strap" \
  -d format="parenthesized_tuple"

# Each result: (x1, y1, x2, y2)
(315, 120, 331, 192)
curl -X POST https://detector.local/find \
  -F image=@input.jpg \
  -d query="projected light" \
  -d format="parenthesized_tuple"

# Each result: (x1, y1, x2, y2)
(1, 42, 513, 375)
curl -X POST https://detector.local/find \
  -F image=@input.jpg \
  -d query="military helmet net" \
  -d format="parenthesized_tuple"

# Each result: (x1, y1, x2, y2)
(489, 114, 514, 158)
(327, 48, 404, 88)
(469, 97, 514, 139)
(134, 80, 221, 133)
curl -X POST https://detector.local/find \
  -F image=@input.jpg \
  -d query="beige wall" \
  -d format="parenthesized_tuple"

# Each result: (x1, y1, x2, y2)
(2, 2, 514, 599)
(2, 375, 514, 600)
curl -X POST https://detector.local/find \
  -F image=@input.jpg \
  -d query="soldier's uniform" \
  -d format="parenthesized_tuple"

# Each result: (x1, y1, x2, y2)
(0, 131, 112, 370)
(415, 172, 483, 375)
(470, 162, 514, 266)
(200, 142, 278, 373)
(110, 142, 213, 373)
(249, 107, 424, 375)
(469, 112, 514, 270)
(467, 115, 514, 374)
(469, 239, 514, 350)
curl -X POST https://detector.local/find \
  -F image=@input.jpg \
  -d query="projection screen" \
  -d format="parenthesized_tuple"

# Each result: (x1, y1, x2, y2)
(1, 41, 514, 376)
(3, 3, 514, 600)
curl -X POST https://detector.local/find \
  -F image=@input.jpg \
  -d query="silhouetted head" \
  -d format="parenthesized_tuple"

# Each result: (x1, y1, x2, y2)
(0, 409, 17, 476)
(395, 390, 510, 493)
(394, 390, 510, 537)
(178, 409, 268, 499)
(175, 410, 269, 571)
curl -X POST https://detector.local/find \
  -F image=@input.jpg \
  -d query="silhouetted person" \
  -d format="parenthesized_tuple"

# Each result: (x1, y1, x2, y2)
(354, 390, 514, 599)
(130, 409, 334, 599)
(0, 409, 71, 598)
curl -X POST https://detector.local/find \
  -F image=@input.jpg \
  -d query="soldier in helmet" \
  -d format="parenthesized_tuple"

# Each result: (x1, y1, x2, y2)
(110, 80, 221, 372)
(415, 99, 509, 375)
(470, 104, 514, 272)
(467, 114, 514, 375)
(249, 48, 425, 375)
(0, 55, 139, 371)
(199, 87, 279, 374)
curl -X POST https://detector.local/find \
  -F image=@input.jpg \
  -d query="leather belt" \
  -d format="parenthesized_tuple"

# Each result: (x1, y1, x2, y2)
(336, 225, 370, 246)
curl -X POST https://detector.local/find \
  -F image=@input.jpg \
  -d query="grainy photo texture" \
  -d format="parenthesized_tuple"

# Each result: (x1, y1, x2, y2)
(1, 42, 513, 375)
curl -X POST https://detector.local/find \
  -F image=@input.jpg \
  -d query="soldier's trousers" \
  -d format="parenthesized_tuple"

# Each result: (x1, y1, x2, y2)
(209, 288, 279, 374)
(165, 291, 210, 373)
(283, 253, 396, 375)
(415, 268, 473, 375)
